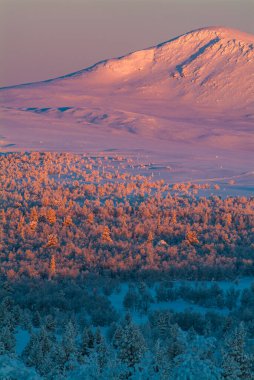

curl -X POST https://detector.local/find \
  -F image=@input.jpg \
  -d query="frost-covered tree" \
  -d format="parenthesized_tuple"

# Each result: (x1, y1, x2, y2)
(0, 298, 15, 330)
(50, 342, 67, 375)
(149, 339, 172, 380)
(149, 310, 172, 340)
(0, 297, 16, 333)
(45, 314, 56, 333)
(222, 323, 253, 380)
(123, 284, 140, 311)
(137, 282, 153, 313)
(0, 355, 42, 380)
(222, 353, 242, 380)
(32, 311, 41, 328)
(172, 353, 221, 380)
(225, 287, 240, 310)
(93, 330, 108, 373)
(80, 326, 94, 359)
(69, 350, 128, 380)
(0, 325, 15, 354)
(113, 315, 146, 369)
(60, 320, 78, 371)
(22, 327, 55, 376)
(167, 323, 186, 360)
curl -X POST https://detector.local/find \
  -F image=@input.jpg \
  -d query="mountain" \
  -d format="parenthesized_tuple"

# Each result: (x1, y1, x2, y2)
(1, 26, 254, 110)
(0, 26, 254, 182)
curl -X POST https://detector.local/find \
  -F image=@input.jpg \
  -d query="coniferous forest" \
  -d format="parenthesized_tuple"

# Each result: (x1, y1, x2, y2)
(0, 152, 253, 379)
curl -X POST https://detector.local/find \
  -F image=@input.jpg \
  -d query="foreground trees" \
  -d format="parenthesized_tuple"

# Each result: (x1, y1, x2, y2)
(222, 324, 253, 380)
(113, 314, 146, 369)
(0, 277, 254, 379)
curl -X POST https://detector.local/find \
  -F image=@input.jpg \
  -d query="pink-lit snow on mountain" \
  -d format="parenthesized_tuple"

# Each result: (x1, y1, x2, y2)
(0, 27, 254, 184)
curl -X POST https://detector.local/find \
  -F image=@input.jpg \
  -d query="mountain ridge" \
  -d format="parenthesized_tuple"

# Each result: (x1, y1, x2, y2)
(1, 26, 253, 89)
(0, 27, 253, 173)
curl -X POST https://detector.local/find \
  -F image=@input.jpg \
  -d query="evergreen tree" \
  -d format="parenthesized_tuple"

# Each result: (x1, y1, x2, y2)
(51, 342, 67, 375)
(151, 339, 172, 380)
(22, 327, 54, 375)
(12, 305, 21, 326)
(113, 315, 146, 369)
(45, 314, 56, 333)
(0, 297, 15, 331)
(0, 325, 15, 354)
(61, 320, 78, 371)
(222, 323, 252, 380)
(222, 352, 241, 380)
(167, 324, 186, 360)
(80, 327, 94, 358)
(172, 353, 221, 380)
(50, 254, 56, 276)
(32, 311, 41, 328)
(137, 282, 153, 313)
(150, 310, 172, 340)
(123, 284, 140, 311)
(101, 226, 113, 244)
(94, 330, 108, 372)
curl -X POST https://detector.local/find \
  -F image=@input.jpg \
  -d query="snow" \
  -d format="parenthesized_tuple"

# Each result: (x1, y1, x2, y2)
(15, 328, 30, 355)
(0, 27, 253, 188)
(109, 277, 254, 323)
(187, 277, 254, 292)
(6, 276, 253, 378)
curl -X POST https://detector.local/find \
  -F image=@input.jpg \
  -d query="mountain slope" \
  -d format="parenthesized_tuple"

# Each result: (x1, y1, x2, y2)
(64, 26, 254, 111)
(0, 27, 253, 184)
(1, 26, 253, 112)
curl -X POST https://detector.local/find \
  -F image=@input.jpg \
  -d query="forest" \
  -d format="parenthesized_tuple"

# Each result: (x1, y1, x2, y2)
(0, 276, 253, 379)
(0, 152, 253, 280)
(0, 152, 253, 379)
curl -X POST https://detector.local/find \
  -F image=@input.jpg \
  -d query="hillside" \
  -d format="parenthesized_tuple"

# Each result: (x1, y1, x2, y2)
(0, 27, 254, 184)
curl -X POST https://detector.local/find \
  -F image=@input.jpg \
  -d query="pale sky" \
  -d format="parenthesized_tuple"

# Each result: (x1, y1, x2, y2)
(0, 0, 253, 87)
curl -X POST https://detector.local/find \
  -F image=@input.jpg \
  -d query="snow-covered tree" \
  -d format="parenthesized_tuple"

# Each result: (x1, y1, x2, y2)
(222, 323, 253, 380)
(45, 314, 56, 333)
(150, 310, 172, 340)
(0, 297, 16, 332)
(60, 320, 78, 372)
(32, 311, 41, 328)
(172, 353, 221, 380)
(22, 327, 55, 376)
(0, 325, 15, 354)
(149, 339, 172, 380)
(94, 329, 108, 372)
(123, 284, 140, 311)
(0, 355, 42, 380)
(167, 323, 186, 360)
(113, 315, 146, 369)
(79, 326, 94, 359)
(69, 350, 128, 380)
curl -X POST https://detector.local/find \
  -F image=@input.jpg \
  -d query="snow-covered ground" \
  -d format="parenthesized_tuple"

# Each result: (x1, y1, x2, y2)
(1, 27, 253, 189)
(109, 277, 254, 323)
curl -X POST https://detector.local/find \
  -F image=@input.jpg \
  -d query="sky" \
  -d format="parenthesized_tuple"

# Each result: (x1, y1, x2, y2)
(0, 0, 253, 87)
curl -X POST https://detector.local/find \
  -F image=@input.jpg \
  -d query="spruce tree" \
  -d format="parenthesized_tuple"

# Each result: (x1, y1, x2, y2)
(222, 323, 252, 380)
(22, 327, 54, 375)
(113, 315, 146, 369)
(80, 327, 94, 358)
(94, 330, 108, 372)
(32, 311, 41, 328)
(0, 325, 15, 354)
(61, 320, 78, 371)
(167, 324, 186, 360)
(45, 314, 56, 333)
